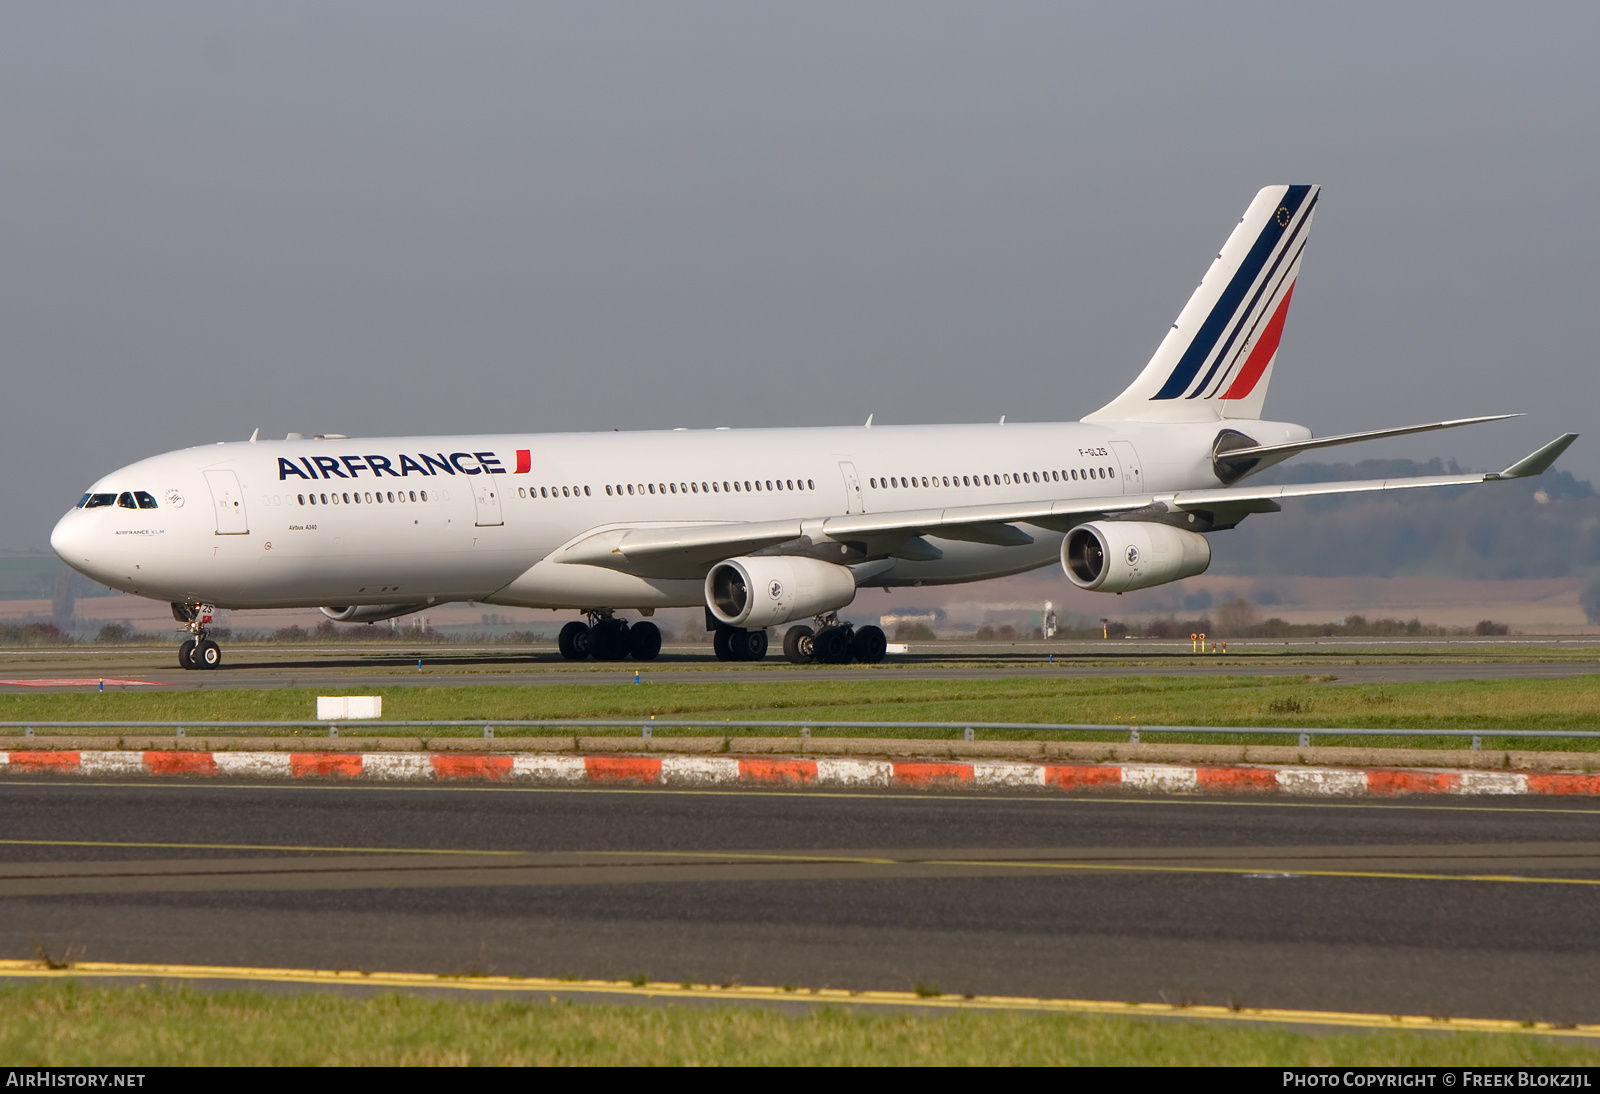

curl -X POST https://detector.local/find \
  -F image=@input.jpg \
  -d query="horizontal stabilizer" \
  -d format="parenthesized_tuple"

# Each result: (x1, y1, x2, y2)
(1217, 414, 1518, 463)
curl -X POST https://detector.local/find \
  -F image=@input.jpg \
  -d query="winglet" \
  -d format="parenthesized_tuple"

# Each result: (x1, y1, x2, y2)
(1490, 433, 1579, 479)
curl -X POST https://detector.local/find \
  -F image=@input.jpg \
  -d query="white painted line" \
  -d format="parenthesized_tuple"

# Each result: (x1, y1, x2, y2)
(659, 757, 741, 785)
(972, 762, 1046, 788)
(360, 754, 434, 781)
(509, 755, 588, 782)
(814, 759, 894, 788)
(1276, 768, 1369, 797)
(1121, 764, 1200, 793)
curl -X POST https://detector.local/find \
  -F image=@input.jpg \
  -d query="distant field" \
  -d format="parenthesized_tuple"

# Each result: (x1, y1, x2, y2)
(3, 675, 1600, 750)
(0, 982, 1594, 1066)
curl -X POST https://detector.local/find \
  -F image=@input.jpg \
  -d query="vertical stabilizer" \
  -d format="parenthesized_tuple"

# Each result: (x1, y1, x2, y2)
(1084, 185, 1318, 423)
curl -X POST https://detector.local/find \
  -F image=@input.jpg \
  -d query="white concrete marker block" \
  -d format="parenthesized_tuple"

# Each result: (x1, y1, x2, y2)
(1276, 767, 1368, 797)
(1122, 764, 1200, 793)
(80, 751, 147, 776)
(973, 762, 1046, 789)
(361, 754, 433, 781)
(660, 757, 741, 785)
(814, 759, 894, 788)
(510, 755, 588, 782)
(316, 696, 382, 720)
(1456, 771, 1529, 796)
(215, 752, 294, 778)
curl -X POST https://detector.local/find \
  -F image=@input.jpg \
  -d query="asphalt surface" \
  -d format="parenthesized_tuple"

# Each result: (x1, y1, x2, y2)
(3, 639, 1600, 689)
(3, 777, 1600, 1021)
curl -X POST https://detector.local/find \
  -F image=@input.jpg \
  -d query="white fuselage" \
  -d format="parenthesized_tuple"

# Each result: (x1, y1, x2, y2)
(49, 418, 1310, 613)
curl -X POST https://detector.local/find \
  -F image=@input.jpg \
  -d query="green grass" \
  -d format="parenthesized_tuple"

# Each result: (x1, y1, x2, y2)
(0, 982, 1595, 1066)
(5, 675, 1600, 751)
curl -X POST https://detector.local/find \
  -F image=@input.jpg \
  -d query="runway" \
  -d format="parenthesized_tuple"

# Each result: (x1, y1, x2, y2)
(3, 777, 1600, 1022)
(2, 638, 1599, 690)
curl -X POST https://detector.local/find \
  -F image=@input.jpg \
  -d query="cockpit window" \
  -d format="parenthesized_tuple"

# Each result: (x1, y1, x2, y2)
(81, 493, 116, 509)
(134, 491, 158, 509)
(117, 492, 138, 509)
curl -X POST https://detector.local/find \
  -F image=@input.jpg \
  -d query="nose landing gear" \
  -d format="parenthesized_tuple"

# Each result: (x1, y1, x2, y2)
(172, 601, 223, 670)
(556, 611, 662, 662)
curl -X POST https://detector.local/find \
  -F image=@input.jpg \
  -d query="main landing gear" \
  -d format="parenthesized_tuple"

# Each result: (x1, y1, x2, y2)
(557, 611, 662, 662)
(778, 616, 887, 665)
(172, 601, 223, 670)
(712, 624, 768, 662)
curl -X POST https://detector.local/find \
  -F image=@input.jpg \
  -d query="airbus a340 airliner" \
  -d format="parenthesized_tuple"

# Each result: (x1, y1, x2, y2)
(51, 185, 1577, 669)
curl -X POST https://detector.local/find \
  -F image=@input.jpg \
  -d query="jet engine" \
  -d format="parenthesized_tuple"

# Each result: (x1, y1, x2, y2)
(1062, 521, 1211, 593)
(319, 603, 430, 624)
(705, 556, 857, 629)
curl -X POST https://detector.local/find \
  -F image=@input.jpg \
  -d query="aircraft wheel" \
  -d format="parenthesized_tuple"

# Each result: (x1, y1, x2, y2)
(783, 625, 815, 665)
(591, 618, 631, 661)
(851, 625, 888, 664)
(628, 621, 662, 661)
(712, 627, 736, 662)
(178, 639, 197, 670)
(738, 628, 769, 661)
(813, 625, 853, 664)
(558, 621, 592, 661)
(197, 639, 223, 669)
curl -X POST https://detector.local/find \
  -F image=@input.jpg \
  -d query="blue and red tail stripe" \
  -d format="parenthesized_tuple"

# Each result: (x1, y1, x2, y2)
(1152, 184, 1315, 401)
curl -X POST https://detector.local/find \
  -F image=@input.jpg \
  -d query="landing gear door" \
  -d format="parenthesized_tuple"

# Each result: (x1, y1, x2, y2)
(472, 474, 505, 527)
(837, 462, 864, 514)
(1109, 441, 1143, 496)
(203, 470, 249, 534)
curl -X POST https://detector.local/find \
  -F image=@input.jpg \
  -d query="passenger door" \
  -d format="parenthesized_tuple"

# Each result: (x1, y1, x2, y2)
(472, 473, 505, 527)
(837, 462, 864, 514)
(203, 470, 249, 534)
(1109, 441, 1143, 495)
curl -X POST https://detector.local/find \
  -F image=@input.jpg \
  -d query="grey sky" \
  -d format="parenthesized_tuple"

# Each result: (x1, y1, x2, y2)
(3, 3, 1597, 552)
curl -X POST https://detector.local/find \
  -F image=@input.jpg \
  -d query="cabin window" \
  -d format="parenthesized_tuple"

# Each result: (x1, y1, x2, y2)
(584, 486, 591, 496)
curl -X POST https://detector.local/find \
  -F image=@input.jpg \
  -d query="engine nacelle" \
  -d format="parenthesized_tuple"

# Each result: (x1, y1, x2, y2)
(319, 603, 430, 624)
(1062, 521, 1211, 593)
(705, 556, 857, 629)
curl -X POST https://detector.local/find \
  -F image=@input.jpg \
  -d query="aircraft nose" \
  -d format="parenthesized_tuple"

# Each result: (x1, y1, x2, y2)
(50, 510, 98, 572)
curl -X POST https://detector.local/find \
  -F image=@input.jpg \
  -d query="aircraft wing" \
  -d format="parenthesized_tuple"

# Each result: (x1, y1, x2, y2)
(554, 433, 1577, 578)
